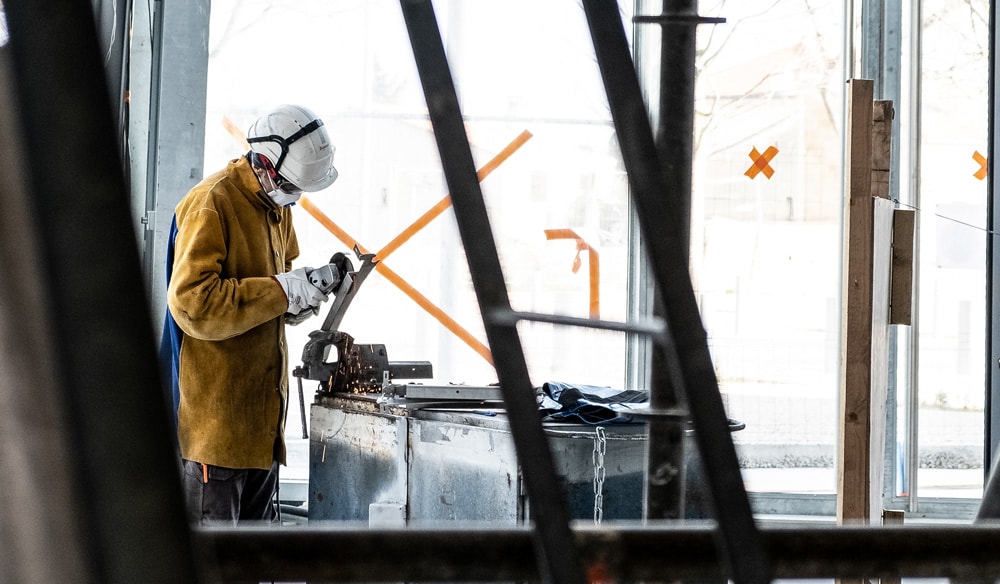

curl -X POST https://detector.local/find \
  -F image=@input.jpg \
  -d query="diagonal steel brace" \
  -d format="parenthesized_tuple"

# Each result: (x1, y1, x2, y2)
(398, 2, 586, 583)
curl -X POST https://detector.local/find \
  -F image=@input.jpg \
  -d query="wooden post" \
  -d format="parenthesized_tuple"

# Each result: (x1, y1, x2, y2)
(869, 100, 896, 528)
(881, 509, 905, 584)
(838, 81, 901, 584)
(838, 86, 896, 516)
(838, 79, 876, 526)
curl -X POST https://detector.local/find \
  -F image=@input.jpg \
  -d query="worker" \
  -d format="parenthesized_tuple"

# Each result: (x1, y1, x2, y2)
(165, 104, 339, 525)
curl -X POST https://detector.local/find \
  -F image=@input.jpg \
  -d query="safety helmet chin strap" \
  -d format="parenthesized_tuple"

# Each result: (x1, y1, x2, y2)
(247, 118, 324, 174)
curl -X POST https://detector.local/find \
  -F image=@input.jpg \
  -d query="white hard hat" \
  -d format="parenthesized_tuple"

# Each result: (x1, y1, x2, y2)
(247, 104, 338, 192)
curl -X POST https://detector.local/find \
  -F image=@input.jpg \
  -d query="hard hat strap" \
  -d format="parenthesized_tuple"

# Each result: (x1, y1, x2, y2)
(247, 118, 325, 174)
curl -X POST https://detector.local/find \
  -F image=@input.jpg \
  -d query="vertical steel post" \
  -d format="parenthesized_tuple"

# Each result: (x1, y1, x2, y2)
(642, 0, 702, 523)
(987, 0, 1000, 479)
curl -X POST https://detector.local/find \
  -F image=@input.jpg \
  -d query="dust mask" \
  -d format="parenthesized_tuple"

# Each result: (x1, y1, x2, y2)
(268, 190, 302, 207)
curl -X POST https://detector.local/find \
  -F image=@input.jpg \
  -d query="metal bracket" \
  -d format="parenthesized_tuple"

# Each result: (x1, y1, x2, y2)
(488, 308, 666, 340)
(140, 209, 156, 230)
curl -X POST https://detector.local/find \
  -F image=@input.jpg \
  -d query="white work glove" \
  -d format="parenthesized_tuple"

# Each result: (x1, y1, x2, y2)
(274, 267, 329, 315)
(284, 306, 318, 325)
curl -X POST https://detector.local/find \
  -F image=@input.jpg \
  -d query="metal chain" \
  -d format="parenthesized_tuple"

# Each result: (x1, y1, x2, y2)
(592, 426, 607, 525)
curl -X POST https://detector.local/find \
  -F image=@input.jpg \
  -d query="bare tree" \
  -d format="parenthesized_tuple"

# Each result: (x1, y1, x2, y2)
(694, 0, 839, 156)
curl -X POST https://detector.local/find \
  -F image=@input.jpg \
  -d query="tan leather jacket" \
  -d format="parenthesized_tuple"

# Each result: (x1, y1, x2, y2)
(167, 156, 297, 470)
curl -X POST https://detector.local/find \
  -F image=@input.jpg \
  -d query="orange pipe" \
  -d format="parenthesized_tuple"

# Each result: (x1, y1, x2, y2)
(544, 228, 580, 242)
(299, 197, 493, 365)
(587, 247, 600, 318)
(377, 129, 533, 261)
(544, 228, 600, 318)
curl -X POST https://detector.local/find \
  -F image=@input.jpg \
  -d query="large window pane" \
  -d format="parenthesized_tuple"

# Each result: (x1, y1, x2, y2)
(689, 0, 845, 495)
(205, 0, 631, 436)
(201, 0, 990, 516)
(912, 0, 988, 500)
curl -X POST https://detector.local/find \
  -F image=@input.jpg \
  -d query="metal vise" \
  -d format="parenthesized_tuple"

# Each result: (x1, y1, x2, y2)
(292, 247, 432, 396)
(294, 330, 432, 395)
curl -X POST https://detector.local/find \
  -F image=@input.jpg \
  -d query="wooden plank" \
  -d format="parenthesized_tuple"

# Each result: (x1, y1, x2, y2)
(890, 209, 915, 325)
(838, 79, 875, 527)
(882, 509, 905, 525)
(871, 198, 895, 523)
(871, 101, 894, 200)
(867, 101, 895, 528)
(880, 509, 905, 584)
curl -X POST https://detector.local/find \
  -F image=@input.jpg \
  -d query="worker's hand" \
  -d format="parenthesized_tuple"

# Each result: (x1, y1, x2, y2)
(284, 306, 318, 325)
(274, 267, 329, 315)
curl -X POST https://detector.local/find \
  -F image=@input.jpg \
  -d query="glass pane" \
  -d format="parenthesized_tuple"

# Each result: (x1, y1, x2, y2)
(689, 1, 845, 496)
(206, 0, 629, 386)
(205, 0, 632, 492)
(912, 0, 988, 500)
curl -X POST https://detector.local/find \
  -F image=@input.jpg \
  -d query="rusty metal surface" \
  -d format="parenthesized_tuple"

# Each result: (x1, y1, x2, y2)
(309, 403, 408, 521)
(407, 416, 523, 523)
(308, 400, 651, 524)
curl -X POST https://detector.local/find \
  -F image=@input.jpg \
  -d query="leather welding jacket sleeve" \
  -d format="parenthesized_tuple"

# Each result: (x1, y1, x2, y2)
(167, 156, 297, 470)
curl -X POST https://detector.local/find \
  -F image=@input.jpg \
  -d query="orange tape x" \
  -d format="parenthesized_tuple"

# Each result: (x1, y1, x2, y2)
(974, 150, 988, 180)
(745, 146, 778, 180)
(301, 130, 534, 366)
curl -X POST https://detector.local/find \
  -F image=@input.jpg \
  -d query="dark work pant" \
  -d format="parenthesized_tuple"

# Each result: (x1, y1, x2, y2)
(181, 459, 278, 526)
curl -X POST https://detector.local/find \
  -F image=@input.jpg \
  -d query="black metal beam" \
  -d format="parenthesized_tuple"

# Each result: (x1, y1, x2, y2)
(397, 2, 585, 584)
(199, 524, 1000, 583)
(580, 1, 770, 583)
(3, 1, 200, 583)
(641, 0, 705, 526)
(986, 0, 1000, 476)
